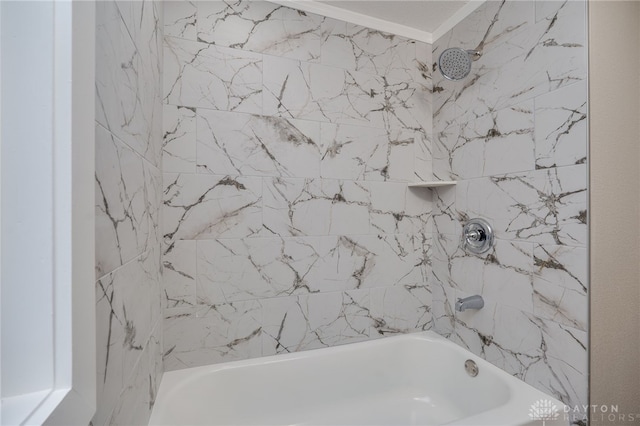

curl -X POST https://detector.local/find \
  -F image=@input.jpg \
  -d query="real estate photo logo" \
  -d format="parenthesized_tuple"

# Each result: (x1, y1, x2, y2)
(529, 399, 560, 425)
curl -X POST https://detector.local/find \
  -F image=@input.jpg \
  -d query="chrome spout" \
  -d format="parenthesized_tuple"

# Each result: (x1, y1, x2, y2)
(455, 295, 484, 312)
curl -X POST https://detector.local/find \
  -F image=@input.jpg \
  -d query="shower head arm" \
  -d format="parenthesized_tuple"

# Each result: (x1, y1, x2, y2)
(466, 49, 482, 61)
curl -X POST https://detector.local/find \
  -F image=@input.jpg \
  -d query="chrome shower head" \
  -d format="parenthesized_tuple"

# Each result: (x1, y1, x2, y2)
(438, 47, 481, 81)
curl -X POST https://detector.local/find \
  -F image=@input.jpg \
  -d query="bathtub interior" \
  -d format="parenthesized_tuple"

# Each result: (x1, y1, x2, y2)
(151, 333, 519, 425)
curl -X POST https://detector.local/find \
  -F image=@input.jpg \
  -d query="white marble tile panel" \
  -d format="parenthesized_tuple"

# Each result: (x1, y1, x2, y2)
(196, 109, 321, 177)
(370, 284, 432, 337)
(369, 181, 409, 234)
(263, 177, 370, 237)
(434, 1, 586, 129)
(197, 1, 323, 62)
(163, 105, 197, 173)
(262, 290, 373, 355)
(535, 81, 587, 169)
(163, 240, 197, 309)
(95, 125, 149, 279)
(196, 237, 326, 304)
(321, 19, 416, 81)
(533, 244, 588, 293)
(320, 123, 415, 182)
(434, 100, 534, 180)
(456, 165, 587, 246)
(163, 300, 262, 357)
(263, 55, 387, 127)
(163, 173, 263, 241)
(164, 1, 197, 41)
(164, 36, 262, 114)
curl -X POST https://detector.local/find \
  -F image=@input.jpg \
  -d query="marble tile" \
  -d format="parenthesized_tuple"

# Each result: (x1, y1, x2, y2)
(405, 186, 433, 235)
(163, 240, 196, 309)
(196, 109, 322, 177)
(95, 125, 149, 279)
(263, 55, 387, 127)
(452, 301, 587, 408)
(263, 177, 370, 237)
(162, 105, 196, 173)
(535, 81, 588, 169)
(370, 284, 432, 337)
(108, 343, 153, 426)
(97, 0, 162, 168)
(196, 1, 323, 62)
(163, 173, 263, 241)
(164, 1, 197, 41)
(434, 100, 535, 180)
(414, 130, 433, 182)
(196, 237, 325, 304)
(456, 165, 587, 246)
(430, 278, 456, 338)
(262, 290, 373, 355)
(163, 301, 262, 370)
(164, 36, 262, 114)
(320, 123, 415, 182)
(434, 1, 586, 128)
(321, 19, 416, 81)
(533, 244, 588, 293)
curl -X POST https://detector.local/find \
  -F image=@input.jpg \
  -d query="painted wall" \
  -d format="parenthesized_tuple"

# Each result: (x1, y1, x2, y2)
(589, 1, 640, 422)
(430, 0, 589, 419)
(94, 1, 164, 424)
(161, 0, 433, 370)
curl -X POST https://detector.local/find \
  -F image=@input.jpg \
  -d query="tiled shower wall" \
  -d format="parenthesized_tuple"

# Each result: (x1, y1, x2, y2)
(431, 0, 588, 415)
(94, 1, 164, 424)
(161, 0, 433, 370)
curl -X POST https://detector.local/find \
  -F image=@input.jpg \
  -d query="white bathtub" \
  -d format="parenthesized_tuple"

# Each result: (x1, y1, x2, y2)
(150, 331, 566, 426)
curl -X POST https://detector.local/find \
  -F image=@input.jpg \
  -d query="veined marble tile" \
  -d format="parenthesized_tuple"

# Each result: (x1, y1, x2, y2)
(263, 177, 370, 237)
(97, 0, 163, 168)
(196, 109, 321, 177)
(164, 36, 262, 114)
(456, 165, 587, 246)
(109, 345, 153, 426)
(263, 55, 386, 127)
(405, 186, 433, 235)
(434, 100, 535, 180)
(369, 182, 409, 234)
(145, 162, 163, 255)
(431, 186, 458, 237)
(196, 0, 323, 62)
(163, 240, 196, 309)
(370, 284, 432, 337)
(533, 244, 587, 293)
(262, 290, 373, 355)
(452, 301, 587, 408)
(321, 19, 416, 81)
(163, 105, 196, 173)
(532, 243, 587, 330)
(414, 129, 433, 182)
(434, 1, 586, 128)
(433, 233, 534, 314)
(196, 237, 326, 304)
(430, 278, 456, 338)
(320, 123, 415, 182)
(164, 1, 197, 41)
(163, 301, 262, 370)
(535, 81, 587, 169)
(163, 173, 262, 241)
(95, 250, 158, 426)
(95, 125, 149, 279)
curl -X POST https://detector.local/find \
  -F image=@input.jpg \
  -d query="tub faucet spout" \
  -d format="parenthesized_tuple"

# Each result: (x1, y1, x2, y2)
(455, 295, 484, 312)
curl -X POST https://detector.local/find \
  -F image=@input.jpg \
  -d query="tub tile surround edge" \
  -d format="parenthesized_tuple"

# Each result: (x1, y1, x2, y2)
(162, 0, 434, 373)
(431, 0, 588, 416)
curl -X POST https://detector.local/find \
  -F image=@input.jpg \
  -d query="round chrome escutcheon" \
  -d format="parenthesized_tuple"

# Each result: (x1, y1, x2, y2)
(462, 218, 494, 254)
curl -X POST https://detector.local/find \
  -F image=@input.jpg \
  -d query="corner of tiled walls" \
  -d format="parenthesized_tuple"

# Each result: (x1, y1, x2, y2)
(94, 1, 164, 424)
(161, 0, 434, 370)
(430, 0, 588, 415)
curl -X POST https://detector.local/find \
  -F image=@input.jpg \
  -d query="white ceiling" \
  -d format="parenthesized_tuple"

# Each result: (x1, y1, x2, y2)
(317, 1, 470, 34)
